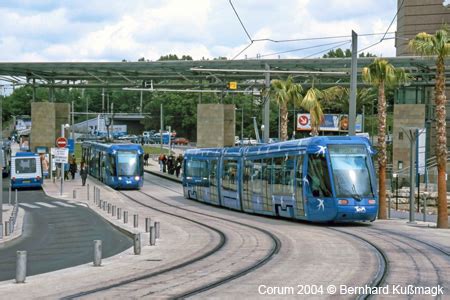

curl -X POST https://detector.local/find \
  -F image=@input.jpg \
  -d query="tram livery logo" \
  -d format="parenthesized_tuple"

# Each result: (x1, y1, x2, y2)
(316, 198, 325, 211)
(355, 206, 366, 213)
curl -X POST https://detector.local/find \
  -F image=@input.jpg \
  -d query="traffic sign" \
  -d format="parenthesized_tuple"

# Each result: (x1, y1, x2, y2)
(56, 137, 67, 148)
(52, 147, 69, 164)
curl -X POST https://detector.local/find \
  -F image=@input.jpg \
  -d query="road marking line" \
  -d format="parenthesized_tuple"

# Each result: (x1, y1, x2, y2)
(35, 202, 58, 208)
(19, 203, 40, 208)
(52, 201, 76, 208)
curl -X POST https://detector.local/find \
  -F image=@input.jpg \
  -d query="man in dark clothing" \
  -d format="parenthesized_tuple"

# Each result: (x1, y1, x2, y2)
(144, 153, 149, 166)
(175, 154, 183, 178)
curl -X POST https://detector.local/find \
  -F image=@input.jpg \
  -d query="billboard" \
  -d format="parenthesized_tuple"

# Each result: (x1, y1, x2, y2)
(297, 113, 362, 132)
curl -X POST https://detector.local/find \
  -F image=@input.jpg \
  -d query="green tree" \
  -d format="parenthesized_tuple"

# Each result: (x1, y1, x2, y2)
(299, 85, 343, 136)
(270, 76, 303, 141)
(409, 27, 450, 229)
(362, 58, 409, 220)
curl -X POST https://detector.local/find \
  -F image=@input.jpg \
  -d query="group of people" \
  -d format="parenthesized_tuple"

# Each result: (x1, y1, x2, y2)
(63, 155, 88, 186)
(158, 153, 183, 177)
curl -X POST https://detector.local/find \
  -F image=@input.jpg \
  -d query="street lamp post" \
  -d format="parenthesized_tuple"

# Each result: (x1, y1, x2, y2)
(235, 108, 243, 143)
(401, 127, 424, 223)
(60, 123, 70, 196)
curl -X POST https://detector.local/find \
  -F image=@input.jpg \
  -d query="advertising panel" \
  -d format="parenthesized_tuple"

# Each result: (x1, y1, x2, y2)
(297, 113, 362, 132)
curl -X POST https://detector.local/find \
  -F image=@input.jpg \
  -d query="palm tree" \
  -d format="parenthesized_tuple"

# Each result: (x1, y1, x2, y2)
(409, 28, 450, 229)
(300, 85, 344, 136)
(270, 76, 303, 141)
(362, 58, 409, 220)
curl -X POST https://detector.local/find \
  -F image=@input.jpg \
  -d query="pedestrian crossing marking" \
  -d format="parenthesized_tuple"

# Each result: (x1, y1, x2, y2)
(34, 202, 58, 208)
(52, 201, 76, 208)
(19, 203, 41, 209)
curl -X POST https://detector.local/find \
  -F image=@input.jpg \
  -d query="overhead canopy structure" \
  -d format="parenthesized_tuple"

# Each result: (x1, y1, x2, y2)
(0, 56, 445, 91)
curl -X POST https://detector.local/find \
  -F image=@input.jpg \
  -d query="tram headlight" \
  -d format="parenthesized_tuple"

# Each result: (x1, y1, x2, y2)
(338, 199, 349, 205)
(118, 177, 122, 180)
(135, 176, 140, 181)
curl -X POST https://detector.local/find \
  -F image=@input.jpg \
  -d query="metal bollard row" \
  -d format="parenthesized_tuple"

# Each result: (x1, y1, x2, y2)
(16, 251, 27, 283)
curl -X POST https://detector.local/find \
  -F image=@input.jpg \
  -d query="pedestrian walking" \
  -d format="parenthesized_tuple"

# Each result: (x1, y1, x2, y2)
(70, 156, 78, 180)
(161, 154, 167, 173)
(144, 153, 149, 166)
(175, 154, 183, 178)
(80, 161, 88, 186)
(167, 154, 175, 175)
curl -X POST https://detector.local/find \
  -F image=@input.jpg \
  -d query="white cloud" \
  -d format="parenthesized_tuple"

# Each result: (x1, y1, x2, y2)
(0, 0, 399, 62)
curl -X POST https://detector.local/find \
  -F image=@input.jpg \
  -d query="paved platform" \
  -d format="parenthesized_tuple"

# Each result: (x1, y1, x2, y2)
(0, 173, 216, 298)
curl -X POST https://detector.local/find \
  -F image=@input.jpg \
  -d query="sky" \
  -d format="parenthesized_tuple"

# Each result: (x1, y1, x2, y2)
(0, 0, 398, 62)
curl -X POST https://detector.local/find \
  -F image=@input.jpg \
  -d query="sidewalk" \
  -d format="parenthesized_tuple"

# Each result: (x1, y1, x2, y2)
(144, 159, 182, 183)
(0, 203, 25, 245)
(0, 173, 213, 298)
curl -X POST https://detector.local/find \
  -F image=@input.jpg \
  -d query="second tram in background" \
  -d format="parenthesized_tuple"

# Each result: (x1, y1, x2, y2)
(183, 136, 378, 223)
(82, 142, 144, 189)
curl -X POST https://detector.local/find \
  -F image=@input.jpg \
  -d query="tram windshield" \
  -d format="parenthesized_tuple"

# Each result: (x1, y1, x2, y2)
(15, 158, 36, 174)
(117, 151, 138, 176)
(329, 145, 374, 198)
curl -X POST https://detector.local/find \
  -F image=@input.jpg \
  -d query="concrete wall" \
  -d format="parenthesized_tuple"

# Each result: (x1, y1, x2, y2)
(31, 102, 69, 152)
(396, 0, 450, 56)
(197, 104, 235, 148)
(392, 104, 426, 173)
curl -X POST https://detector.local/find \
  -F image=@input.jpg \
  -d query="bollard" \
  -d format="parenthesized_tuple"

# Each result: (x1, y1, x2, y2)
(93, 187, 97, 203)
(0, 224, 3, 239)
(98, 199, 102, 208)
(73, 189, 76, 199)
(145, 218, 151, 232)
(93, 240, 102, 266)
(16, 251, 27, 283)
(134, 233, 141, 255)
(87, 184, 90, 201)
(133, 214, 138, 228)
(5, 221, 10, 236)
(155, 221, 160, 239)
(117, 208, 122, 220)
(107, 203, 111, 214)
(149, 226, 156, 246)
(9, 186, 11, 205)
(15, 189, 18, 205)
(123, 211, 128, 224)
(97, 188, 101, 201)
(103, 201, 107, 211)
(112, 205, 116, 217)
(423, 196, 427, 223)
(387, 195, 391, 219)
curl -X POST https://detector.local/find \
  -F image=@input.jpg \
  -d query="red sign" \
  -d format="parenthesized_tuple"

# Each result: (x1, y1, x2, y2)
(298, 115, 309, 126)
(56, 137, 67, 148)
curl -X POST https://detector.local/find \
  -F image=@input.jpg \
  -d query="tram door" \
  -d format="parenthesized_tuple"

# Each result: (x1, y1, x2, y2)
(209, 159, 219, 205)
(295, 154, 305, 217)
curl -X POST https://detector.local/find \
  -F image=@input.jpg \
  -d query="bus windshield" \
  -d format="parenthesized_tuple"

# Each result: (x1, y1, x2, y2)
(117, 151, 138, 176)
(329, 145, 374, 198)
(15, 158, 36, 174)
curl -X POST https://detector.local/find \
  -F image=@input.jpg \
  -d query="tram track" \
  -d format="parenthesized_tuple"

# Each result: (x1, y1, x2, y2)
(65, 176, 281, 299)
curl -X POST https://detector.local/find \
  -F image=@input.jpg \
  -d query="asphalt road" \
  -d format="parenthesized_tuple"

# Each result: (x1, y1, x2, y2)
(0, 179, 132, 282)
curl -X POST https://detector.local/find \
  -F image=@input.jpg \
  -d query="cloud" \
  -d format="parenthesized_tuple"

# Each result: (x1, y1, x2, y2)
(0, 0, 399, 62)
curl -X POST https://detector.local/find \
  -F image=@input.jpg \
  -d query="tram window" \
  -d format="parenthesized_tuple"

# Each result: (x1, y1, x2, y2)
(296, 154, 305, 214)
(108, 154, 117, 176)
(117, 151, 138, 176)
(210, 160, 217, 186)
(15, 158, 36, 174)
(185, 160, 208, 178)
(222, 160, 238, 192)
(251, 160, 262, 194)
(273, 155, 295, 195)
(262, 159, 272, 210)
(307, 154, 332, 197)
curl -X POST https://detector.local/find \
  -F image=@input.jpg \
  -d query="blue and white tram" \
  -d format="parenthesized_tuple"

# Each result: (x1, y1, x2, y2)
(11, 152, 43, 189)
(82, 142, 144, 189)
(183, 136, 378, 222)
